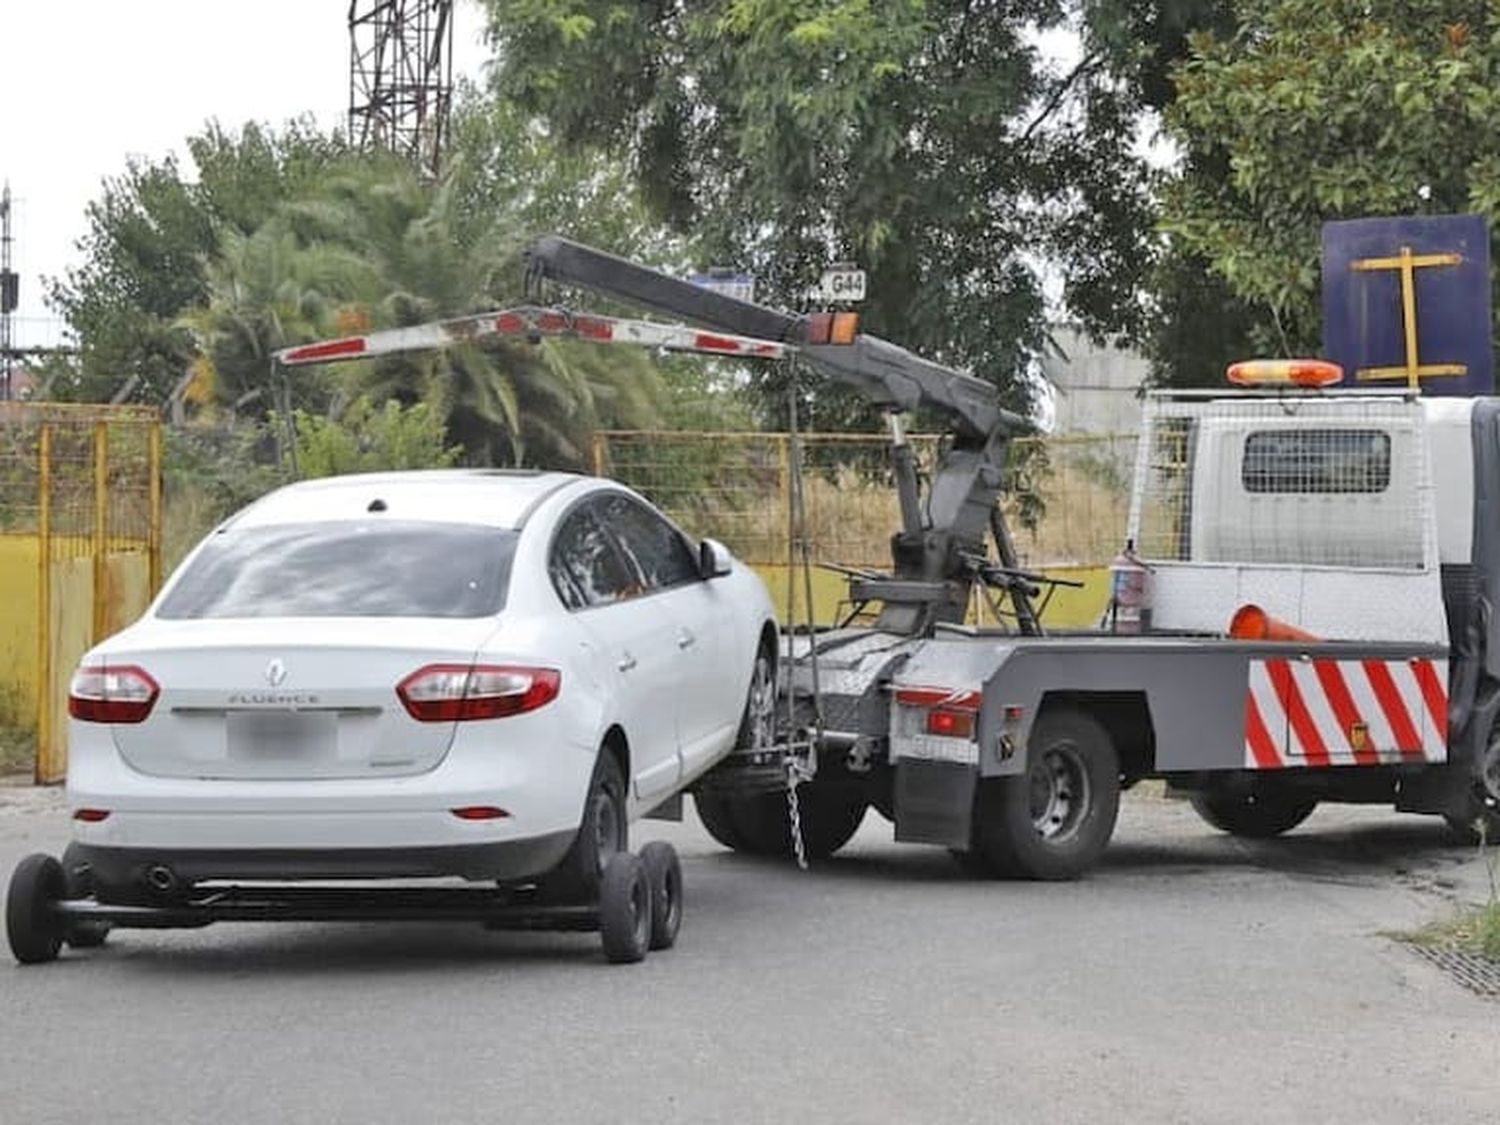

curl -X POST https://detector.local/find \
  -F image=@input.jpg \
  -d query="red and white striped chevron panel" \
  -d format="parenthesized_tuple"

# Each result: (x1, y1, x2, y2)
(275, 306, 792, 368)
(1244, 658, 1447, 768)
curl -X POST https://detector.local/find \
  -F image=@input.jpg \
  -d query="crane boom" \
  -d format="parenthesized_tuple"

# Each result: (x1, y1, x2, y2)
(525, 236, 1039, 635)
(526, 236, 1023, 442)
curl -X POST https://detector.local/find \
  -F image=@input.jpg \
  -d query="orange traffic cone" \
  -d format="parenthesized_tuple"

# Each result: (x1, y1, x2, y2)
(1228, 604, 1321, 642)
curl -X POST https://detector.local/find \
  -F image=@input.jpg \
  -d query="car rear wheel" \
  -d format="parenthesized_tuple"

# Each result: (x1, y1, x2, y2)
(541, 750, 626, 903)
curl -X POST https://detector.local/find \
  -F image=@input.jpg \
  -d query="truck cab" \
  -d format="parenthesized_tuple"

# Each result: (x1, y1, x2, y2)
(1134, 388, 1500, 718)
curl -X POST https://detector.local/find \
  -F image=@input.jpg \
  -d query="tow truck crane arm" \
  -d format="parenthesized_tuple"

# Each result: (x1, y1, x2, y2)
(524, 236, 1041, 635)
(526, 237, 1014, 442)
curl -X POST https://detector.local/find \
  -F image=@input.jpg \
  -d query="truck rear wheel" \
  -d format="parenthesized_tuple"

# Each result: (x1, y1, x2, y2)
(1442, 798, 1500, 845)
(1190, 791, 1317, 838)
(970, 710, 1120, 880)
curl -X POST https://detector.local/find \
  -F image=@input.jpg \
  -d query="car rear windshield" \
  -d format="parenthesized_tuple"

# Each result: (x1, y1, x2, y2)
(157, 521, 517, 619)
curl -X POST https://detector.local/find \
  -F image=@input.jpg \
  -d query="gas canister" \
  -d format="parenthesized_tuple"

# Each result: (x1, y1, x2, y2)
(1109, 539, 1152, 634)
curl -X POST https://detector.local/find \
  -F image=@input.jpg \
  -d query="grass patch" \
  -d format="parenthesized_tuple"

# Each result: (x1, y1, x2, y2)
(1407, 836, 1500, 960)
(0, 723, 35, 777)
(1408, 902, 1500, 960)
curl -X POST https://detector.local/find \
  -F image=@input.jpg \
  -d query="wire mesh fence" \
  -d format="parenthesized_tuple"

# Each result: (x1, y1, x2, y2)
(1127, 393, 1427, 570)
(594, 430, 1137, 571)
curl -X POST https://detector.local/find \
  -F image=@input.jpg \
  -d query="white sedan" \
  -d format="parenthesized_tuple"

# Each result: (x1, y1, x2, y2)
(63, 469, 778, 904)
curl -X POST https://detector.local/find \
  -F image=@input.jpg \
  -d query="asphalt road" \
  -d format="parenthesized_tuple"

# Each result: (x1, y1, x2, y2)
(1, 785, 1495, 1125)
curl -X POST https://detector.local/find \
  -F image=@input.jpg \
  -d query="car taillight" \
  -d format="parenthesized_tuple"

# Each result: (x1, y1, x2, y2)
(396, 664, 561, 722)
(68, 665, 159, 724)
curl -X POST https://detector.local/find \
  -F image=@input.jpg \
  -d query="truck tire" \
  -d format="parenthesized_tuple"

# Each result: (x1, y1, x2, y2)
(1447, 726, 1500, 843)
(706, 787, 868, 861)
(1442, 798, 1500, 845)
(972, 709, 1120, 880)
(1189, 791, 1317, 838)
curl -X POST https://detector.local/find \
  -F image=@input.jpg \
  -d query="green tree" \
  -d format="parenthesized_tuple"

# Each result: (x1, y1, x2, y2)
(180, 147, 670, 469)
(45, 120, 351, 403)
(1163, 1, 1500, 356)
(482, 0, 1155, 423)
(278, 157, 667, 467)
(1074, 0, 1265, 387)
(447, 94, 751, 435)
(176, 224, 373, 424)
(290, 398, 464, 477)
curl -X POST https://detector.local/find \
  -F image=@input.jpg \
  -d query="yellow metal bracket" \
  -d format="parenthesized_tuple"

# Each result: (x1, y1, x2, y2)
(1350, 246, 1465, 389)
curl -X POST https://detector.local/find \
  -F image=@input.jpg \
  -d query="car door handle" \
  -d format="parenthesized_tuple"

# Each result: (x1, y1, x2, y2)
(617, 653, 638, 673)
(676, 630, 696, 650)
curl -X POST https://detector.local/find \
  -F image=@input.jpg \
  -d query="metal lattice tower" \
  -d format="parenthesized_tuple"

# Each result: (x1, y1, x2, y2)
(1, 183, 16, 401)
(348, 0, 455, 179)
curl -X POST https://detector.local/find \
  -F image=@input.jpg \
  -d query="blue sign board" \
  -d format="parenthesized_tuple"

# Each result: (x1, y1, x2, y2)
(1321, 214, 1492, 396)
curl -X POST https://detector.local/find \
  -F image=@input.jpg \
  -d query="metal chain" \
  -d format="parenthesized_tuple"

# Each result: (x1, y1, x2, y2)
(781, 354, 819, 873)
(786, 757, 809, 871)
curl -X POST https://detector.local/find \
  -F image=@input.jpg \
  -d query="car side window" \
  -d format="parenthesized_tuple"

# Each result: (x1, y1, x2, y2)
(549, 506, 637, 609)
(596, 494, 701, 591)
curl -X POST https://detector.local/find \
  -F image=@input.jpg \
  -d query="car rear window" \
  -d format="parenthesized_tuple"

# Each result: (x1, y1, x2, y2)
(157, 521, 517, 619)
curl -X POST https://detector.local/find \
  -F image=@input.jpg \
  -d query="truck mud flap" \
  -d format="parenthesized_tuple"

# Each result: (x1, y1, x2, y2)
(893, 760, 975, 849)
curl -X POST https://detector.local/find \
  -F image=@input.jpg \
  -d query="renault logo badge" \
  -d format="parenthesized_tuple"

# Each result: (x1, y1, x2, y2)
(265, 659, 288, 687)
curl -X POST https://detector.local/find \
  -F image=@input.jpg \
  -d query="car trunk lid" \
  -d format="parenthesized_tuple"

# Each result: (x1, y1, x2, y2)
(107, 618, 499, 780)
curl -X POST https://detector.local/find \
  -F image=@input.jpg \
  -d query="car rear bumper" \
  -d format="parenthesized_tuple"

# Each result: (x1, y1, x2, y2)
(66, 829, 576, 894)
(65, 716, 601, 864)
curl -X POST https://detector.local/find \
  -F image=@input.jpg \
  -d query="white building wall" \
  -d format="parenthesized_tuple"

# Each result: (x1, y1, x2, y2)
(1041, 325, 1148, 436)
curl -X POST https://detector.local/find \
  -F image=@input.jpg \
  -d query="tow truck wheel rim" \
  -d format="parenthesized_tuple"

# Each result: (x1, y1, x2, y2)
(1029, 744, 1090, 842)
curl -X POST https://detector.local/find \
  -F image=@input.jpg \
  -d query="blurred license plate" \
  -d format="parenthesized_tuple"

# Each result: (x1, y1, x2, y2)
(227, 711, 336, 760)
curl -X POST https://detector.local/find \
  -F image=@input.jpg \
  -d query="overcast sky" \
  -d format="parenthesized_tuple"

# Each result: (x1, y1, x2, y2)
(1, 0, 491, 349)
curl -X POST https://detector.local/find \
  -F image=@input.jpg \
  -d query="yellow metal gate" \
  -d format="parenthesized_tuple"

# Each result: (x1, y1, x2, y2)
(0, 403, 162, 782)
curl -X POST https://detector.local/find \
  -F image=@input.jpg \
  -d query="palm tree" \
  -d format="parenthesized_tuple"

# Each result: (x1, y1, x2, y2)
(277, 161, 666, 467)
(178, 224, 374, 424)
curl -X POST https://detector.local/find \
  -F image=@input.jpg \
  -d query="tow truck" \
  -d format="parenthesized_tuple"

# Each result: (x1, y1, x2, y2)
(279, 236, 1500, 880)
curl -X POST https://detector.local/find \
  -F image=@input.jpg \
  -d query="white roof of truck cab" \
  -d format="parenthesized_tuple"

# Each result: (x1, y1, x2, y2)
(230, 469, 583, 530)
